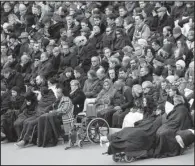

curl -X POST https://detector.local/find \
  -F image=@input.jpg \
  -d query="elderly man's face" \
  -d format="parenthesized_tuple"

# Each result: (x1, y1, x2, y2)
(19, 6, 27, 16)
(91, 57, 99, 67)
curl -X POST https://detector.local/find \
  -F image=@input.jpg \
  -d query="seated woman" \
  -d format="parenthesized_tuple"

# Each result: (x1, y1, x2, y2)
(94, 79, 116, 114)
(122, 84, 144, 128)
(69, 80, 86, 117)
(97, 80, 125, 126)
(100, 107, 164, 161)
(82, 70, 102, 112)
(14, 91, 38, 140)
(1, 86, 24, 143)
(154, 95, 193, 158)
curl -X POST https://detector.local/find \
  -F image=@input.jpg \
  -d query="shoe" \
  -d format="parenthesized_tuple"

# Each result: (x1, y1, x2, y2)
(14, 140, 25, 148)
(63, 135, 69, 143)
(100, 136, 108, 147)
(175, 135, 185, 148)
(1, 139, 8, 144)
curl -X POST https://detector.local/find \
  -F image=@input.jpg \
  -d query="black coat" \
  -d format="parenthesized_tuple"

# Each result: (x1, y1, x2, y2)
(5, 71, 25, 93)
(58, 52, 78, 73)
(79, 42, 98, 73)
(69, 88, 86, 117)
(156, 14, 174, 33)
(154, 103, 193, 158)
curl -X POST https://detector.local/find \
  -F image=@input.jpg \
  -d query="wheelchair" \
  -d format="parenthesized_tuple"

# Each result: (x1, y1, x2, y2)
(65, 103, 110, 149)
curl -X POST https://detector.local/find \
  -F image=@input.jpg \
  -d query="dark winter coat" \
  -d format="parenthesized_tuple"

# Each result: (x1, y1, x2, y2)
(154, 103, 193, 158)
(69, 88, 86, 117)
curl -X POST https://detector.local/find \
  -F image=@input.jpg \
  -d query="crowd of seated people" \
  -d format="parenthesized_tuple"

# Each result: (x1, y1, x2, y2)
(1, 1, 194, 159)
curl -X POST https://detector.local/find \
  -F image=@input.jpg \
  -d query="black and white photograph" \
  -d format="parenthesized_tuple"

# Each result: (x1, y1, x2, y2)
(1, 1, 194, 165)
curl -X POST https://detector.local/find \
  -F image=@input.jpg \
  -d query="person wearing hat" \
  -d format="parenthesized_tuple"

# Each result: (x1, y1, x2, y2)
(156, 6, 174, 33)
(175, 59, 186, 78)
(18, 32, 30, 57)
(69, 80, 86, 117)
(173, 26, 186, 43)
(14, 91, 38, 139)
(1, 86, 24, 143)
(73, 66, 87, 89)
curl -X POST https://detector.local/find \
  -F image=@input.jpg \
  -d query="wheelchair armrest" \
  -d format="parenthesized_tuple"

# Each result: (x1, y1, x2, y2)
(77, 112, 86, 116)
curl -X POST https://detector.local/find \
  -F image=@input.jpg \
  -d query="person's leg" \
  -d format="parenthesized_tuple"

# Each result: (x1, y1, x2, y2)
(37, 114, 48, 147)
(112, 111, 120, 128)
(117, 110, 130, 128)
(104, 108, 117, 127)
(14, 116, 27, 140)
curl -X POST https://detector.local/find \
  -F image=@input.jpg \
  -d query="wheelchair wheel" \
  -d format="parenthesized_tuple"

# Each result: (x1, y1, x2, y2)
(124, 155, 136, 163)
(112, 154, 121, 162)
(86, 118, 109, 144)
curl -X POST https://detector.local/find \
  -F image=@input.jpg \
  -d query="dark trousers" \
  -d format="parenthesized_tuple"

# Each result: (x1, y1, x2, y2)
(97, 108, 117, 127)
(14, 114, 29, 139)
(37, 112, 61, 147)
(20, 115, 39, 143)
(112, 109, 130, 128)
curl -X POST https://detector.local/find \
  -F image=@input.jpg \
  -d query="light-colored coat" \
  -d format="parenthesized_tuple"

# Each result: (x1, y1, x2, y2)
(52, 96, 74, 133)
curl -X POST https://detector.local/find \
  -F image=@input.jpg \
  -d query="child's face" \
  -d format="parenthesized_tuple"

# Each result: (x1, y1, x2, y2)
(66, 72, 72, 78)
